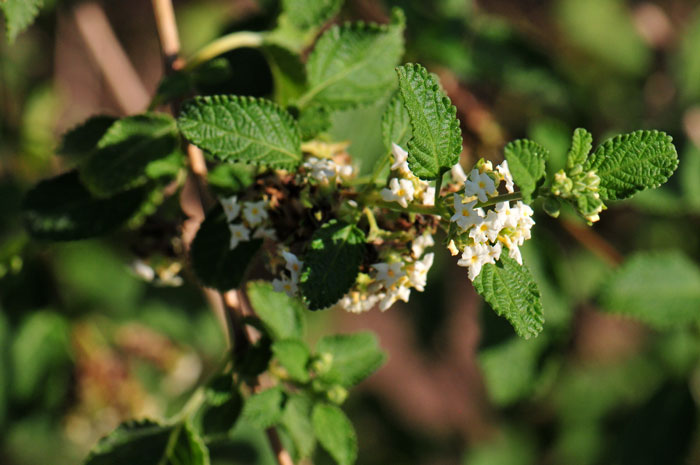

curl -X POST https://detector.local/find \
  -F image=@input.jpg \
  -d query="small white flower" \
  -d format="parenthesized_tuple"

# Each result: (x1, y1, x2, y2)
(464, 169, 497, 203)
(451, 163, 467, 184)
(406, 252, 434, 291)
(228, 223, 250, 250)
(131, 259, 155, 282)
(378, 284, 411, 311)
(447, 239, 460, 256)
(272, 277, 298, 296)
(220, 196, 241, 222)
(497, 161, 515, 193)
(242, 200, 268, 227)
(508, 243, 523, 265)
(338, 291, 383, 314)
(372, 261, 404, 288)
(457, 243, 491, 281)
(451, 195, 485, 231)
(487, 243, 502, 262)
(391, 143, 412, 176)
(337, 164, 354, 179)
(420, 184, 436, 206)
(380, 178, 415, 208)
(411, 231, 435, 258)
(253, 226, 276, 240)
(282, 251, 303, 281)
(495, 202, 518, 229)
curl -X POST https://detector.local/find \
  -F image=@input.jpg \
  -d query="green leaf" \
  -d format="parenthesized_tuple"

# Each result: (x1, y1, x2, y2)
(247, 281, 306, 340)
(190, 206, 262, 291)
(503, 139, 548, 202)
(299, 220, 367, 310)
(296, 104, 332, 140)
(204, 374, 234, 406)
(22, 171, 148, 241)
(201, 390, 243, 437)
(282, 0, 342, 29)
(599, 251, 700, 328)
(1, 0, 42, 42)
(206, 163, 256, 196)
(301, 10, 405, 109)
(565, 128, 593, 169)
(272, 339, 311, 382)
(11, 311, 70, 401)
(57, 115, 117, 160)
(680, 144, 700, 211)
(312, 403, 357, 465)
(583, 130, 678, 201)
(85, 420, 210, 465)
(674, 9, 700, 103)
(178, 95, 302, 169)
(381, 91, 412, 149)
(241, 386, 284, 429)
(80, 113, 180, 196)
(396, 63, 462, 180)
(262, 44, 307, 106)
(315, 332, 385, 387)
(280, 395, 316, 459)
(473, 256, 544, 339)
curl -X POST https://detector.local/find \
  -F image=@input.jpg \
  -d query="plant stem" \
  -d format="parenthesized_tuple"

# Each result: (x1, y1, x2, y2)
(475, 191, 522, 208)
(184, 31, 265, 71)
(150, 3, 294, 464)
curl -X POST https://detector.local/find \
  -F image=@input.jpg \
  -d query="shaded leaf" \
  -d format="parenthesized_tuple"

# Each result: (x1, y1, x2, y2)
(57, 115, 117, 160)
(280, 395, 316, 459)
(241, 386, 284, 429)
(22, 171, 148, 241)
(381, 91, 411, 149)
(190, 205, 262, 291)
(272, 339, 311, 382)
(282, 0, 342, 29)
(600, 251, 700, 328)
(1, 0, 43, 42)
(299, 220, 366, 310)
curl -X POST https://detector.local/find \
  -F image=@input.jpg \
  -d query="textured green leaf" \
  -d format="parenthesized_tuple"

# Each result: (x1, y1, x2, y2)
(299, 220, 366, 310)
(396, 63, 462, 180)
(565, 128, 593, 169)
(315, 332, 385, 387)
(81, 113, 180, 196)
(282, 0, 342, 29)
(503, 139, 548, 203)
(57, 115, 117, 160)
(241, 386, 284, 429)
(262, 44, 307, 106)
(1, 0, 43, 42)
(178, 95, 302, 169)
(190, 206, 262, 291)
(247, 281, 305, 340)
(381, 91, 411, 149)
(85, 420, 209, 465)
(281, 395, 316, 459)
(583, 130, 678, 201)
(473, 256, 544, 339)
(600, 251, 700, 328)
(22, 171, 148, 241)
(312, 403, 357, 465)
(301, 10, 405, 109)
(272, 339, 311, 382)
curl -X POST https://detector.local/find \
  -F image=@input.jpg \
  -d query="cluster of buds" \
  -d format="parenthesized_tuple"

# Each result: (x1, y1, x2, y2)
(336, 230, 436, 314)
(299, 141, 354, 185)
(220, 196, 275, 250)
(551, 167, 605, 223)
(380, 144, 436, 207)
(448, 160, 535, 280)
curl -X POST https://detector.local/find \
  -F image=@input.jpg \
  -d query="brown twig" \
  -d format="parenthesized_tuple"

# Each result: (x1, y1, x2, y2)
(559, 219, 624, 267)
(73, 2, 150, 115)
(150, 2, 294, 463)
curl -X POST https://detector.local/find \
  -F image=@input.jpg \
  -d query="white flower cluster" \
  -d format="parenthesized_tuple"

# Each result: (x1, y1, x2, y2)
(336, 231, 435, 313)
(272, 250, 303, 297)
(302, 156, 353, 185)
(449, 161, 534, 280)
(220, 196, 275, 250)
(380, 144, 436, 207)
